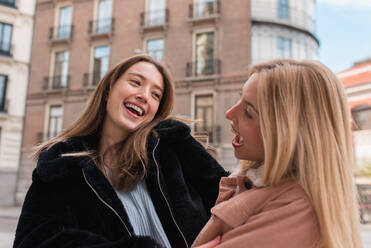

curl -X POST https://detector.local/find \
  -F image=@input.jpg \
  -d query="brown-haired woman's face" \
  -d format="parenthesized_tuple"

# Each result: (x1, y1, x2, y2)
(225, 73, 264, 162)
(103, 62, 164, 139)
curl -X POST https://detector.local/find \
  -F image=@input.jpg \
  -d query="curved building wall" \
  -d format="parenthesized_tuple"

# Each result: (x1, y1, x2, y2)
(251, 0, 318, 64)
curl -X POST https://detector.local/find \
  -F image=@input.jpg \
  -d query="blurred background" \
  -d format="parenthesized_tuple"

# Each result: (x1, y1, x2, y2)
(0, 0, 370, 247)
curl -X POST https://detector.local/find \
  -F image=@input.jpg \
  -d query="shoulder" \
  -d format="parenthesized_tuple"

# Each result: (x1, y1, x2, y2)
(154, 118, 191, 141)
(35, 138, 88, 183)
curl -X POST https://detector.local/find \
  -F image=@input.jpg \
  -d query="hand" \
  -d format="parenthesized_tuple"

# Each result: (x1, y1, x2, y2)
(194, 236, 221, 248)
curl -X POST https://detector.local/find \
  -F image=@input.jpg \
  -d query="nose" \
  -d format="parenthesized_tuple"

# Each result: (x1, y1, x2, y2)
(136, 87, 150, 102)
(225, 104, 236, 121)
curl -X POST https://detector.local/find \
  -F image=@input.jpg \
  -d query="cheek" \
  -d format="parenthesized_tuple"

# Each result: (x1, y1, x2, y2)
(240, 124, 262, 144)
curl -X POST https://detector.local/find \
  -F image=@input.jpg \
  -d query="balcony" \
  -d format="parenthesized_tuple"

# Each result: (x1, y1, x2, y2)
(43, 75, 70, 91)
(0, 0, 16, 8)
(0, 43, 13, 57)
(189, 0, 221, 23)
(49, 25, 74, 44)
(83, 72, 104, 87)
(194, 125, 221, 144)
(251, 0, 316, 34)
(186, 59, 221, 78)
(140, 9, 169, 32)
(36, 131, 60, 143)
(0, 99, 9, 113)
(88, 18, 114, 39)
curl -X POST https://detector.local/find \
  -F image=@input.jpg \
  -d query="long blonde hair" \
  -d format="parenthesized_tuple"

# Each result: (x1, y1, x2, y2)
(34, 55, 175, 190)
(245, 59, 361, 248)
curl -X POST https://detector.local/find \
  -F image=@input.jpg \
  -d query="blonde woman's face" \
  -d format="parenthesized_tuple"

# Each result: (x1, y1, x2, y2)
(103, 62, 164, 140)
(225, 74, 264, 162)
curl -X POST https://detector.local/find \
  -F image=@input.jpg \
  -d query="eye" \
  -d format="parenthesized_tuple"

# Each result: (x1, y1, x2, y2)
(152, 91, 162, 101)
(244, 106, 253, 119)
(130, 80, 141, 86)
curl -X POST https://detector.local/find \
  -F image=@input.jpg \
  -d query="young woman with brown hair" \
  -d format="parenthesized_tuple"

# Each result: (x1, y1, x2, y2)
(14, 55, 228, 248)
(193, 59, 362, 248)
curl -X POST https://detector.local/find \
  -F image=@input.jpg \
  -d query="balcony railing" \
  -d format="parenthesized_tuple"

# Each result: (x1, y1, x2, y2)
(36, 131, 60, 143)
(0, 42, 13, 57)
(0, 0, 16, 8)
(88, 18, 114, 36)
(0, 99, 9, 113)
(83, 72, 105, 87)
(43, 75, 70, 90)
(140, 9, 169, 28)
(189, 0, 221, 19)
(49, 25, 74, 42)
(194, 125, 221, 144)
(252, 0, 316, 33)
(186, 59, 221, 77)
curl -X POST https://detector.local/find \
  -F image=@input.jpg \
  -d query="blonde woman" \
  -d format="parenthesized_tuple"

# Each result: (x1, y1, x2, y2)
(193, 59, 362, 248)
(14, 55, 228, 248)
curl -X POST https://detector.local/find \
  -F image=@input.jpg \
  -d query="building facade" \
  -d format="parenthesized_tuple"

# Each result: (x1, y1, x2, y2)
(16, 0, 318, 204)
(0, 0, 35, 206)
(338, 58, 371, 169)
(251, 0, 318, 64)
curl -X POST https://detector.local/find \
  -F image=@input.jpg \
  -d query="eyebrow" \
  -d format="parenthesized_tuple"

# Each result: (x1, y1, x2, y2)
(128, 72, 164, 92)
(245, 100, 259, 114)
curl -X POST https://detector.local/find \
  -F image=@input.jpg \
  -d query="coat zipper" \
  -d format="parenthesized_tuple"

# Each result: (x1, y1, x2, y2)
(82, 169, 132, 237)
(152, 138, 189, 248)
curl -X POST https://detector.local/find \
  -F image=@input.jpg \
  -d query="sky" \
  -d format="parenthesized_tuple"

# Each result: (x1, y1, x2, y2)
(316, 0, 371, 73)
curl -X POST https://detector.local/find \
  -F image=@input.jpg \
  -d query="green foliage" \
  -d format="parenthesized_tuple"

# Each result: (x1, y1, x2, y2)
(358, 160, 371, 178)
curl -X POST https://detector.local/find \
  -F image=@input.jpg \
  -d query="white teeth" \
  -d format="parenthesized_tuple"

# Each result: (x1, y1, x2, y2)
(125, 103, 143, 116)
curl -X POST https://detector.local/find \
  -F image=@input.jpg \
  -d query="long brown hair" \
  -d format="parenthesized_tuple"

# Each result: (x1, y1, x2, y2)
(239, 59, 361, 247)
(34, 55, 175, 190)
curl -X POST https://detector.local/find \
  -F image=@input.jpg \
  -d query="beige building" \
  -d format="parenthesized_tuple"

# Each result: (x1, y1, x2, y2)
(0, 0, 35, 206)
(16, 0, 318, 204)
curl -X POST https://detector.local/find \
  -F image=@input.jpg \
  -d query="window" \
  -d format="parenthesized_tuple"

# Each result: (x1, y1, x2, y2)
(97, 0, 112, 33)
(58, 6, 72, 39)
(195, 94, 214, 141)
(47, 106, 63, 139)
(146, 39, 164, 61)
(93, 46, 110, 85)
(0, 75, 7, 112)
(196, 32, 214, 75)
(352, 106, 371, 130)
(277, 37, 292, 58)
(277, 0, 289, 20)
(0, 0, 16, 8)
(53, 51, 69, 88)
(196, 0, 215, 18)
(147, 0, 165, 26)
(0, 22, 12, 56)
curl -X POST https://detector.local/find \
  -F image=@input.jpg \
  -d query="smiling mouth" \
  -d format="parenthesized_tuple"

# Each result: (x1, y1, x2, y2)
(231, 125, 244, 147)
(124, 103, 144, 117)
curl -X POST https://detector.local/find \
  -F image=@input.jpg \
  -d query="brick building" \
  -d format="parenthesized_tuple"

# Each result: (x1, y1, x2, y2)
(16, 0, 318, 204)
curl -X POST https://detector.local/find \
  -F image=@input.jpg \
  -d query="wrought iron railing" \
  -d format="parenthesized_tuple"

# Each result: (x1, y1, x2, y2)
(36, 131, 60, 143)
(88, 18, 114, 35)
(49, 25, 74, 41)
(186, 59, 221, 77)
(43, 75, 70, 90)
(194, 125, 221, 144)
(140, 9, 169, 28)
(189, 0, 221, 19)
(0, 42, 13, 57)
(83, 72, 105, 87)
(0, 99, 9, 113)
(251, 0, 316, 33)
(0, 0, 16, 8)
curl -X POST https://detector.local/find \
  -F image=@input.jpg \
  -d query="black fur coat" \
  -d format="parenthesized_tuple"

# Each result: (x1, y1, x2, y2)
(13, 119, 229, 248)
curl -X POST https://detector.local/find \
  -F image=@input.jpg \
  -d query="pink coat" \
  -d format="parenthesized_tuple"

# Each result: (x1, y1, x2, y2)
(192, 176, 322, 248)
